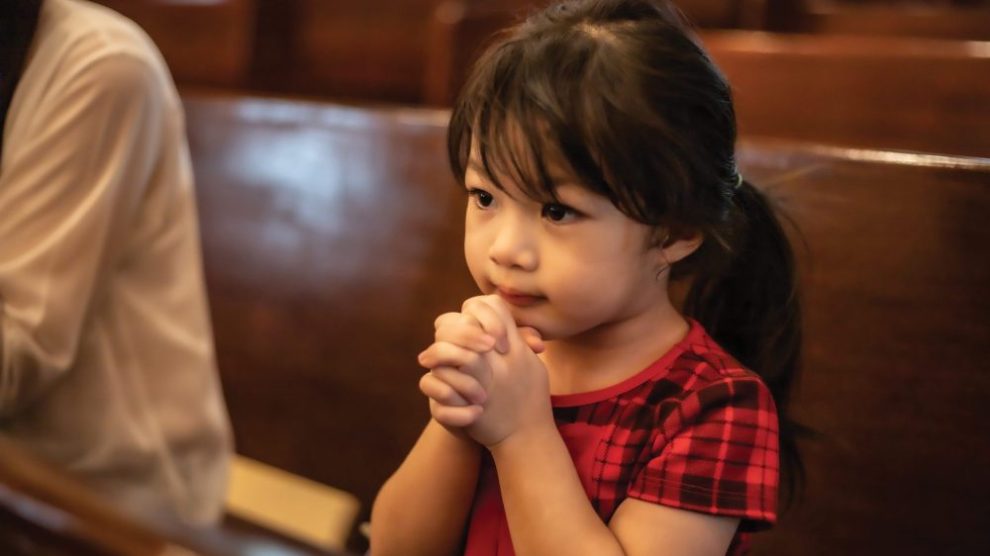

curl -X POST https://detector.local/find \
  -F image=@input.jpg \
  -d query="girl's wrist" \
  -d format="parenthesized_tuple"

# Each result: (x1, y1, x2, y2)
(429, 418, 482, 450)
(485, 418, 559, 462)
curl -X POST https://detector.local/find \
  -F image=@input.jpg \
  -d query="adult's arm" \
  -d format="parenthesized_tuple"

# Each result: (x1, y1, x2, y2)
(0, 50, 165, 418)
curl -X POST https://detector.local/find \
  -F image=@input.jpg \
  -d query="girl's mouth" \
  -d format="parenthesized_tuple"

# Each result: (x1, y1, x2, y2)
(496, 288, 545, 307)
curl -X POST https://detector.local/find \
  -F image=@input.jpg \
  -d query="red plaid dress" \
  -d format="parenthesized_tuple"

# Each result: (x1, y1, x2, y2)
(463, 320, 779, 555)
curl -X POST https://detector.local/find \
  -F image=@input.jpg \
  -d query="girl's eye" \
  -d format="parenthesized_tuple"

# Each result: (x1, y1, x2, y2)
(541, 202, 578, 223)
(468, 188, 495, 209)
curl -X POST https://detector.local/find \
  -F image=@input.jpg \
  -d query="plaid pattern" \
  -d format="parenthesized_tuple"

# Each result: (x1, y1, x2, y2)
(463, 320, 779, 556)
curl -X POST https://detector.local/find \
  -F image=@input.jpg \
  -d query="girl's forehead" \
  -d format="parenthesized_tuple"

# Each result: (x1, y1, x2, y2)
(466, 152, 571, 182)
(468, 134, 576, 185)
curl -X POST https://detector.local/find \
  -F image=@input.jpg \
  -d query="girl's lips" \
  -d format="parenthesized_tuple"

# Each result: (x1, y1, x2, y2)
(496, 288, 545, 307)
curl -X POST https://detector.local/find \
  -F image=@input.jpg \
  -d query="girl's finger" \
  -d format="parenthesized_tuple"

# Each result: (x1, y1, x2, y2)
(431, 402, 483, 428)
(462, 297, 510, 353)
(517, 326, 545, 354)
(419, 372, 470, 407)
(434, 311, 468, 331)
(434, 320, 496, 353)
(431, 367, 487, 405)
(418, 341, 483, 370)
(419, 345, 493, 393)
(478, 295, 518, 327)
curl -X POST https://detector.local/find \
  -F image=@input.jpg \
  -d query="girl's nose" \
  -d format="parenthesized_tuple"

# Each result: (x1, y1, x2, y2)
(488, 217, 538, 271)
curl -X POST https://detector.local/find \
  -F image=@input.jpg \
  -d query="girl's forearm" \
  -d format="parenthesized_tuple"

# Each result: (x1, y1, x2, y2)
(490, 423, 627, 556)
(370, 419, 482, 556)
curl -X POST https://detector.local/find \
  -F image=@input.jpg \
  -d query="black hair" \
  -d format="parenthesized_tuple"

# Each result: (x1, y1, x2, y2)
(0, 0, 43, 163)
(448, 0, 805, 505)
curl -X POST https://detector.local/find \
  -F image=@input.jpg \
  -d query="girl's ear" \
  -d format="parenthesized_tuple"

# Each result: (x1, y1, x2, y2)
(657, 232, 703, 265)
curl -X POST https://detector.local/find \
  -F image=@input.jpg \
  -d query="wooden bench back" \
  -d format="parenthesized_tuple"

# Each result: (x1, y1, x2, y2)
(702, 31, 990, 158)
(420, 4, 990, 157)
(736, 141, 990, 554)
(94, 0, 256, 87)
(184, 94, 476, 521)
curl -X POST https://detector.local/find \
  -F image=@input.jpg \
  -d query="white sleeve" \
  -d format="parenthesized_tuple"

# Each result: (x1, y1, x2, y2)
(0, 51, 165, 418)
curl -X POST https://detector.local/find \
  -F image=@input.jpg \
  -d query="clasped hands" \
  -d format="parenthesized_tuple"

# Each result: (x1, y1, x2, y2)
(417, 295, 552, 448)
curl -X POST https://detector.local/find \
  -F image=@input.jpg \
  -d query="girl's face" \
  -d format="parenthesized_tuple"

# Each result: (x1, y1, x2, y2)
(463, 157, 671, 342)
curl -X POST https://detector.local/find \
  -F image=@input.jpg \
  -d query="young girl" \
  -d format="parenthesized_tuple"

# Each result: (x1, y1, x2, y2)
(371, 1, 802, 554)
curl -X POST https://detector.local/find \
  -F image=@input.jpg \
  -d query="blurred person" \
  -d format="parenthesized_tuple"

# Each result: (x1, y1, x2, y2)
(0, 0, 232, 525)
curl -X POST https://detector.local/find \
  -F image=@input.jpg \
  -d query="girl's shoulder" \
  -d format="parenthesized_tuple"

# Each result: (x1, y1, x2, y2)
(656, 322, 778, 428)
(671, 320, 765, 387)
(552, 320, 770, 410)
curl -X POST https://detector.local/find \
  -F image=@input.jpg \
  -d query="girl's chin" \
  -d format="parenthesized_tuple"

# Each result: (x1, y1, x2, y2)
(507, 312, 544, 335)
(512, 318, 558, 342)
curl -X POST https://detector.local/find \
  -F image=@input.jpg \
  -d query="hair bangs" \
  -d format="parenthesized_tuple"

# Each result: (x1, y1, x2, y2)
(449, 23, 672, 225)
(450, 32, 617, 207)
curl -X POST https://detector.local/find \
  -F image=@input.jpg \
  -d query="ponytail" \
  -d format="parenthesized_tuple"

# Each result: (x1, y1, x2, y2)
(683, 179, 806, 506)
(0, 0, 43, 163)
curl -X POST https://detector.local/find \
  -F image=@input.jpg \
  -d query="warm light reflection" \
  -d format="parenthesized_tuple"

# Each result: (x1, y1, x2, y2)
(796, 144, 990, 170)
(161, 0, 229, 5)
(740, 138, 990, 170)
(965, 41, 990, 57)
(701, 30, 990, 59)
(229, 98, 449, 129)
(199, 97, 453, 298)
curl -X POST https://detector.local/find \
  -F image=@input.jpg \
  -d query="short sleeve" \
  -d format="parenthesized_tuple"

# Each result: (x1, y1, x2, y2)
(626, 375, 779, 528)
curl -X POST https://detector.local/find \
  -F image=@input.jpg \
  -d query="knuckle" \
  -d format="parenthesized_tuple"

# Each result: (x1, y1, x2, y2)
(436, 326, 467, 345)
(434, 342, 456, 359)
(418, 373, 436, 394)
(466, 382, 484, 401)
(463, 351, 482, 367)
(434, 312, 457, 329)
(435, 407, 458, 425)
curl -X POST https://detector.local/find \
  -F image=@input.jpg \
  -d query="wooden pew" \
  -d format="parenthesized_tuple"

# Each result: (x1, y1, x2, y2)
(92, 0, 256, 88)
(183, 92, 990, 554)
(735, 141, 990, 554)
(802, 3, 990, 41)
(251, 0, 750, 103)
(280, 0, 441, 101)
(422, 0, 761, 106)
(700, 31, 990, 158)
(183, 94, 476, 549)
(423, 6, 990, 156)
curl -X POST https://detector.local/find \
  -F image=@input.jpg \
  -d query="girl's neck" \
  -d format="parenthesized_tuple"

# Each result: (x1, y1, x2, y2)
(539, 303, 690, 396)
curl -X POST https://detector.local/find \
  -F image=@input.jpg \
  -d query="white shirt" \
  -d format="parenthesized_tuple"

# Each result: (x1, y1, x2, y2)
(0, 0, 232, 525)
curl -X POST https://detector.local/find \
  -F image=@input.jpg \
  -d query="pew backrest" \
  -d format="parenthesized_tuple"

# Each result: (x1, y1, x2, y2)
(702, 31, 990, 158)
(736, 140, 990, 554)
